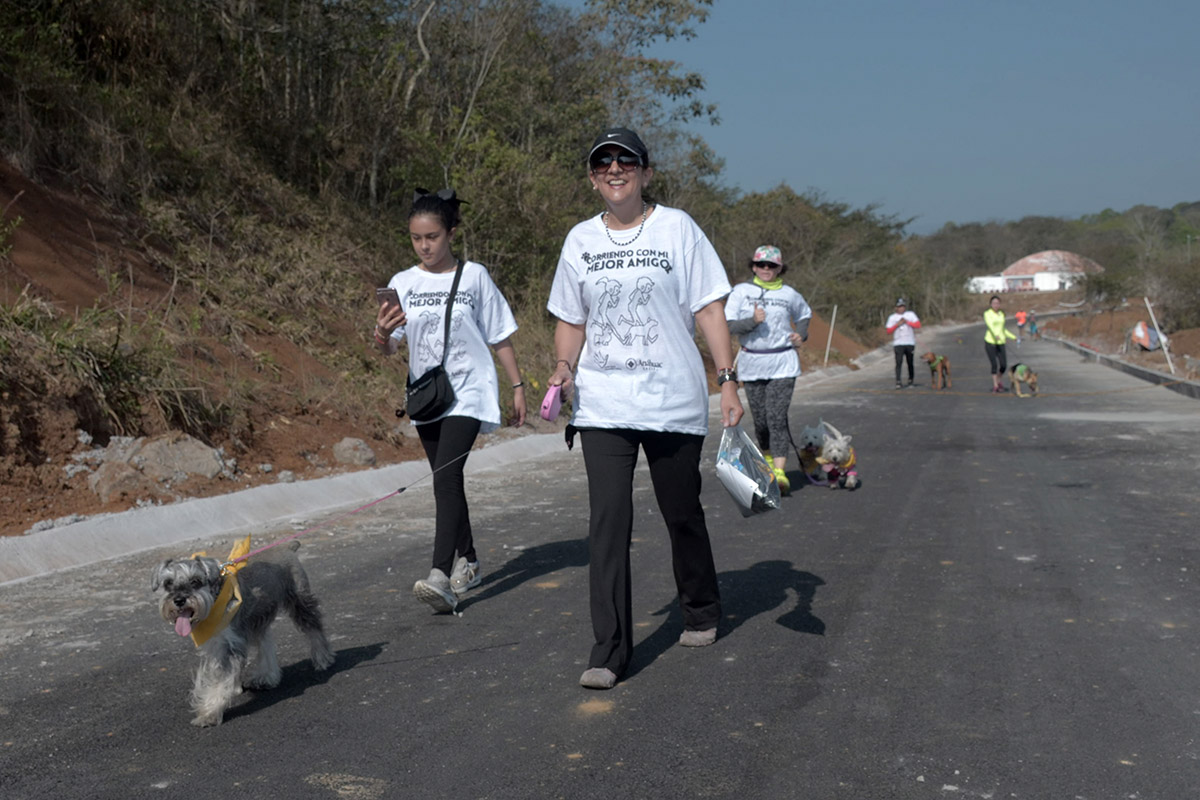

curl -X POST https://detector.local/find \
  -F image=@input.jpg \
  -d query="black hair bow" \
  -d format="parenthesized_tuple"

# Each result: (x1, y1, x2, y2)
(413, 187, 463, 205)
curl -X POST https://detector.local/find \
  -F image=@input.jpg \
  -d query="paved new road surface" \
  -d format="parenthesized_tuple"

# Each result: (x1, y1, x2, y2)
(2, 326, 1198, 799)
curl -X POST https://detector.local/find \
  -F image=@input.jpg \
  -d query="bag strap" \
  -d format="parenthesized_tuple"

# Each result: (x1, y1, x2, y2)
(439, 258, 464, 366)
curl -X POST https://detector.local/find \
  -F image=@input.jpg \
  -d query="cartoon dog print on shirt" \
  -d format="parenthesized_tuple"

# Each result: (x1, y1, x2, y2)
(590, 275, 662, 370)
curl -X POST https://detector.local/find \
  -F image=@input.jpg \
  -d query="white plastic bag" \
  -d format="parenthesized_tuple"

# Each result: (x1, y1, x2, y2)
(715, 424, 781, 517)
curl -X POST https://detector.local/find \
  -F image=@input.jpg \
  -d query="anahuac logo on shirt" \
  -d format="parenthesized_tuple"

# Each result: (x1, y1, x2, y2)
(580, 249, 673, 275)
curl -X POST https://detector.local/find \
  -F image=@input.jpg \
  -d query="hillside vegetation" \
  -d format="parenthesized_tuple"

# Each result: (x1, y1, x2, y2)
(1, 0, 1197, 533)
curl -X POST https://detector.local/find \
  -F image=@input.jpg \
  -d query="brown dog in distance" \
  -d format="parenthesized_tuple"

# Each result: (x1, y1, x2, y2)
(921, 352, 952, 390)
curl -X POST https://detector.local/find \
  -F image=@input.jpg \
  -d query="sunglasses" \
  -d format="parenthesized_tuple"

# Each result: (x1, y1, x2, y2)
(753, 261, 781, 268)
(590, 153, 643, 172)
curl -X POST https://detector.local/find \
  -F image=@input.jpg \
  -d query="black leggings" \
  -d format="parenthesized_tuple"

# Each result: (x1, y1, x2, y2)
(894, 345, 915, 382)
(416, 415, 481, 575)
(743, 377, 795, 458)
(985, 342, 1008, 376)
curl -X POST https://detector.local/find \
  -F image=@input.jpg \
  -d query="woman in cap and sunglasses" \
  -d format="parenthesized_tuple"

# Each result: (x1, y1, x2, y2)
(546, 127, 743, 690)
(725, 245, 812, 493)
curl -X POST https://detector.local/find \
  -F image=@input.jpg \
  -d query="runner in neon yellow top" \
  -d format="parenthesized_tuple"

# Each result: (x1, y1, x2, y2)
(983, 295, 1016, 393)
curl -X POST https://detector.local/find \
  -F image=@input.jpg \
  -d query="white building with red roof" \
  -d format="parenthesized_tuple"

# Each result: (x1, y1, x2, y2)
(966, 250, 1104, 293)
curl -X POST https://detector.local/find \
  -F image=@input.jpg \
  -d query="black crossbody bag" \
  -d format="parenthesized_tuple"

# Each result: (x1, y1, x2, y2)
(405, 258, 464, 422)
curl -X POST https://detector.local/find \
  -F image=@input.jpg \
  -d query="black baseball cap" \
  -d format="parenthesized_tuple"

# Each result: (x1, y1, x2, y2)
(588, 127, 649, 166)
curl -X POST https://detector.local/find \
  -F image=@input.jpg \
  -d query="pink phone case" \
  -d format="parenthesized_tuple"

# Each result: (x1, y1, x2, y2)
(539, 384, 562, 421)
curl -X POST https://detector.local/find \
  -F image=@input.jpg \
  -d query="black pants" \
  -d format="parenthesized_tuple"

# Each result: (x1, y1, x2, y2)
(894, 345, 915, 382)
(416, 415, 481, 576)
(985, 342, 1008, 375)
(579, 428, 721, 676)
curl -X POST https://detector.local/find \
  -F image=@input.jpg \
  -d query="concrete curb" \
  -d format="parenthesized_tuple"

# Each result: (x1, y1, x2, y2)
(0, 433, 567, 586)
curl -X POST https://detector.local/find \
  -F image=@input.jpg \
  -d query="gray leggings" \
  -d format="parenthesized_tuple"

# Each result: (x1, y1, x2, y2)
(743, 377, 796, 458)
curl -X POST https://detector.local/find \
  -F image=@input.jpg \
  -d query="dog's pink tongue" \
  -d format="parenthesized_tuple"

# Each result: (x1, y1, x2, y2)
(175, 615, 192, 637)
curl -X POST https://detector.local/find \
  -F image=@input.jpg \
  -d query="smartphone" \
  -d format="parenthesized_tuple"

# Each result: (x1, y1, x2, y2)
(376, 287, 401, 308)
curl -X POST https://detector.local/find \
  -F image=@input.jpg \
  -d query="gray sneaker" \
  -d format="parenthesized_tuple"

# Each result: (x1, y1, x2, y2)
(449, 557, 481, 595)
(678, 628, 717, 647)
(579, 667, 618, 689)
(413, 568, 457, 613)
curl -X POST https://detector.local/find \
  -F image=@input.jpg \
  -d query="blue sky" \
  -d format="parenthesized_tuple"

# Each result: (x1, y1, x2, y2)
(558, 1, 1200, 235)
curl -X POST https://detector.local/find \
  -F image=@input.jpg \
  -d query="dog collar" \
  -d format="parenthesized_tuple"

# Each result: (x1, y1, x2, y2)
(188, 536, 251, 647)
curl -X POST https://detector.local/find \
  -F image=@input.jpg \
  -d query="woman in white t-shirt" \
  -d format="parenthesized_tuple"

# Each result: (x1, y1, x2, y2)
(546, 127, 743, 690)
(725, 245, 812, 494)
(374, 188, 526, 614)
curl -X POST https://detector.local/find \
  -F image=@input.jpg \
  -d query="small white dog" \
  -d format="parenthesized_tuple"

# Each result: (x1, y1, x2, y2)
(151, 540, 335, 727)
(815, 420, 860, 490)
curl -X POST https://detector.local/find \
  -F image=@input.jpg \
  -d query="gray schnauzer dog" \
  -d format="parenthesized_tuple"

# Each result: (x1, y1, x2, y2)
(151, 541, 335, 727)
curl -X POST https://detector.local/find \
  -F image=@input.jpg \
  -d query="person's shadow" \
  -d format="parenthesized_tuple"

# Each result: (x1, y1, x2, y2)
(461, 537, 589, 608)
(626, 560, 825, 679)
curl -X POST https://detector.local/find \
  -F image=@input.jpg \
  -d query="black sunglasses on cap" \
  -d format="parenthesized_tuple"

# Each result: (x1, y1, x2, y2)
(590, 152, 643, 171)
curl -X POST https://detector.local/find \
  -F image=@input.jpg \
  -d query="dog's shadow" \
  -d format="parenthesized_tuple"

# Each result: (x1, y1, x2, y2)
(223, 641, 386, 722)
(460, 537, 589, 608)
(626, 560, 825, 679)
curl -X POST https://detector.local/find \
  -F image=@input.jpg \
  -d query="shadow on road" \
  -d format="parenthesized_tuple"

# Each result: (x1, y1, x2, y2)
(627, 560, 825, 678)
(224, 641, 387, 723)
(463, 537, 589, 607)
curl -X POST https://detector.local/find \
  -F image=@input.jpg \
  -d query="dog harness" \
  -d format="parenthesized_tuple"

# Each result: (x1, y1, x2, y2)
(187, 535, 251, 647)
(1013, 363, 1029, 380)
(927, 355, 945, 370)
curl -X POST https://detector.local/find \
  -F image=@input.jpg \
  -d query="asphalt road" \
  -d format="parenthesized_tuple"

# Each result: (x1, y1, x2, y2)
(2, 327, 1199, 799)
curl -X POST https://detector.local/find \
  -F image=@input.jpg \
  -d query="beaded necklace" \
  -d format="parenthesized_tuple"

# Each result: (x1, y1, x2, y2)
(601, 201, 648, 246)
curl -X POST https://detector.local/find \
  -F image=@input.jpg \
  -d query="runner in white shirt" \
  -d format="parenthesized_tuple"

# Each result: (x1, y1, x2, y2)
(546, 127, 743, 691)
(374, 188, 526, 614)
(885, 298, 921, 389)
(725, 245, 812, 493)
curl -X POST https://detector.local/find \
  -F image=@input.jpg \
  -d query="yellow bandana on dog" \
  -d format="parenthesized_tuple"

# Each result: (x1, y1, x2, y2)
(187, 536, 251, 647)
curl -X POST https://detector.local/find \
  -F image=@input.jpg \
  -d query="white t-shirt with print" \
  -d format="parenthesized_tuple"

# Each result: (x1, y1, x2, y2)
(725, 281, 812, 381)
(886, 311, 919, 347)
(386, 260, 518, 432)
(547, 205, 731, 436)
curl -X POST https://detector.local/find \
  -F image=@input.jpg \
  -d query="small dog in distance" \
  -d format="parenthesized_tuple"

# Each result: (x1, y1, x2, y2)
(921, 352, 952, 390)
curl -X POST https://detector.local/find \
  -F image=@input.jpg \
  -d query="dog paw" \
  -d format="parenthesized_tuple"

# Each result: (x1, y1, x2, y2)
(191, 714, 222, 727)
(243, 676, 281, 691)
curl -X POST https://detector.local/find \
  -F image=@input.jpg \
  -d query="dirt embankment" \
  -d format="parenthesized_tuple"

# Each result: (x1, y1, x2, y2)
(0, 163, 430, 536)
